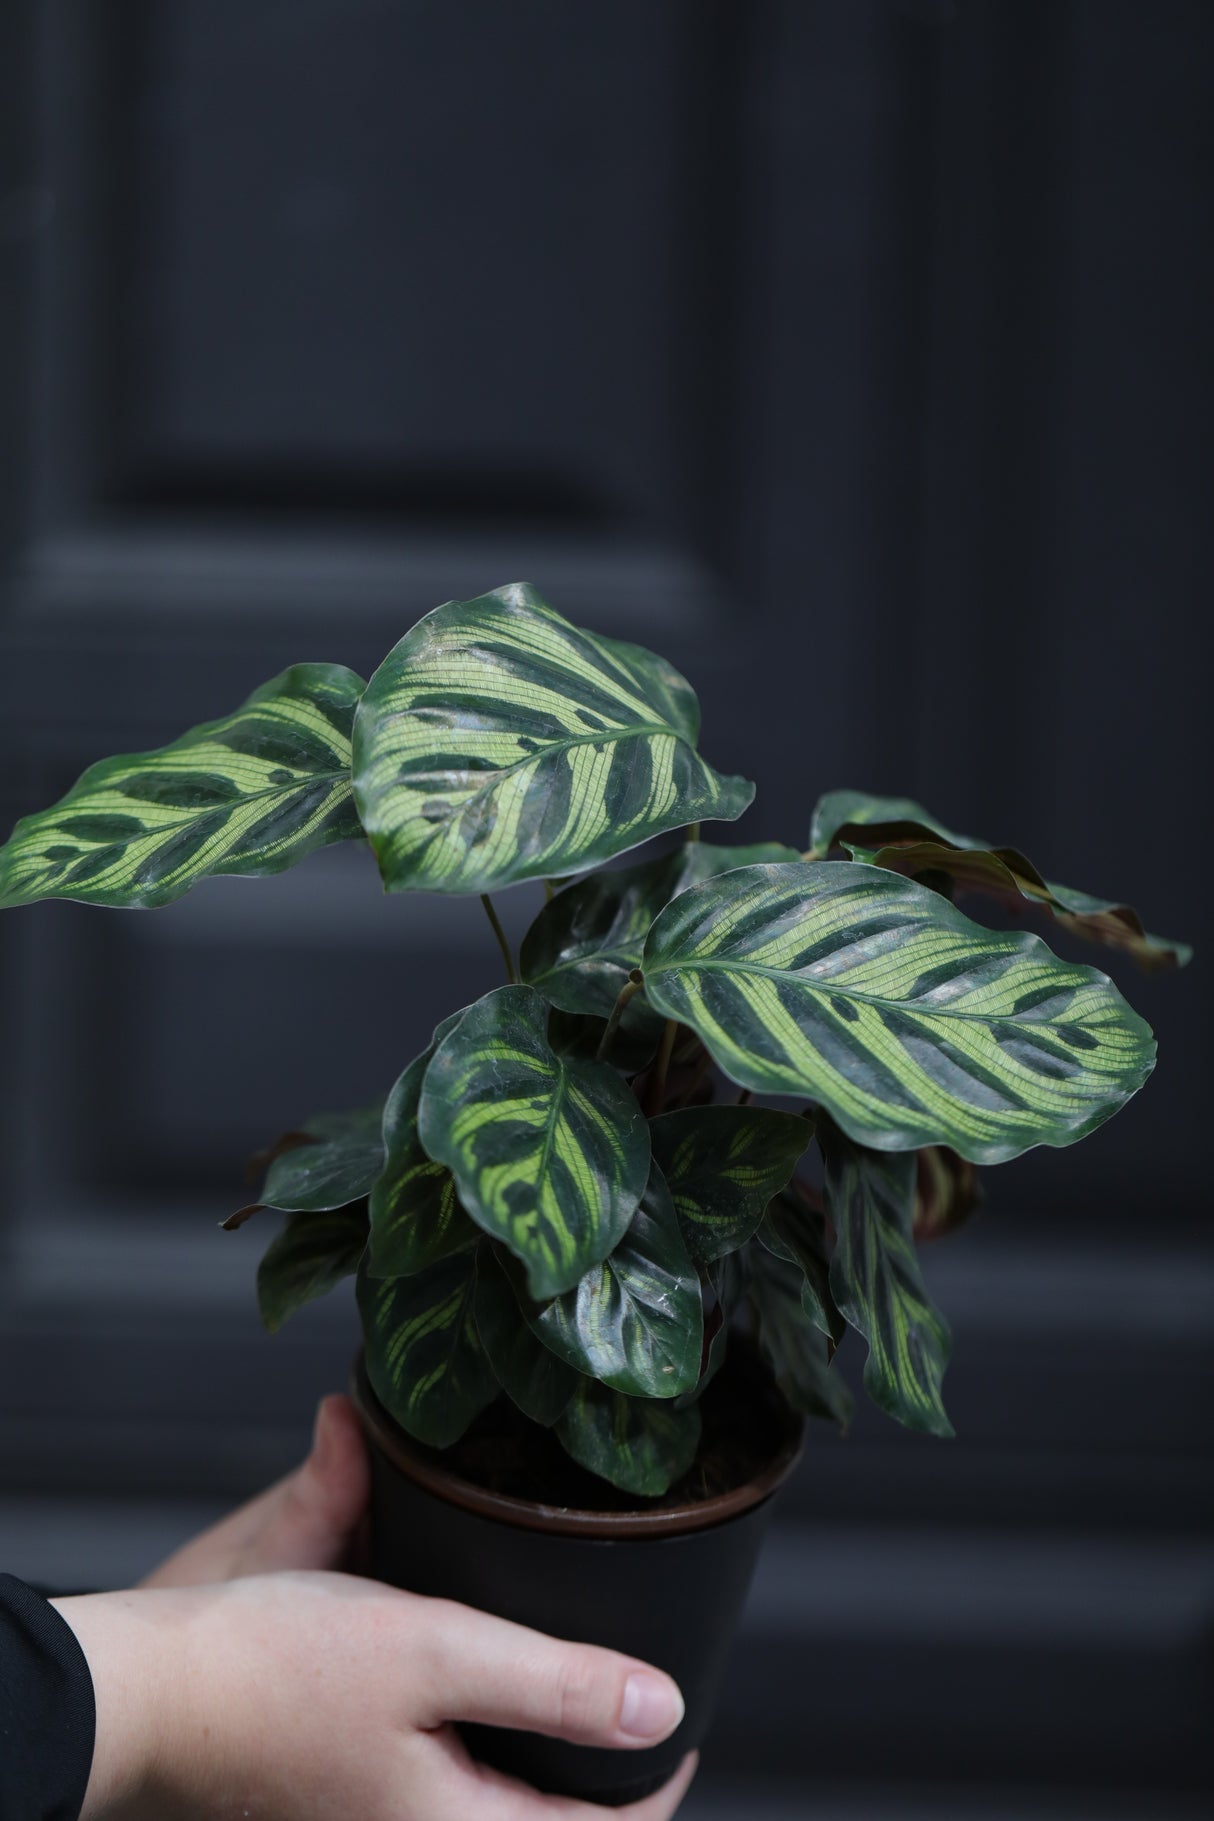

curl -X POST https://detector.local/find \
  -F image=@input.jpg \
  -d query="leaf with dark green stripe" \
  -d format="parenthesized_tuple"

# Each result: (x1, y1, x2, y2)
(759, 1189, 845, 1345)
(244, 1099, 386, 1218)
(821, 1127, 952, 1436)
(642, 861, 1156, 1164)
(474, 1243, 579, 1426)
(808, 790, 1190, 974)
(367, 1013, 479, 1277)
(257, 1205, 369, 1333)
(521, 840, 800, 1023)
(647, 1105, 812, 1265)
(555, 1377, 702, 1497)
(527, 1165, 702, 1398)
(356, 1252, 498, 1449)
(0, 664, 366, 909)
(351, 583, 754, 895)
(748, 1244, 853, 1428)
(418, 984, 650, 1298)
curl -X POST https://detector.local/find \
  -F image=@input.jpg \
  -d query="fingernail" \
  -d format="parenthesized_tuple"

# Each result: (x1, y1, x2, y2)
(619, 1673, 684, 1741)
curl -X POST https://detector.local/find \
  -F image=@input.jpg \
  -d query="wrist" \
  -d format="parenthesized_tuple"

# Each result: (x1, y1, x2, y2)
(50, 1591, 179, 1820)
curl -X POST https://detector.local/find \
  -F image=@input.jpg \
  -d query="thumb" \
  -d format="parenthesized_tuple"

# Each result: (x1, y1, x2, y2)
(416, 1599, 686, 1750)
(259, 1393, 370, 1571)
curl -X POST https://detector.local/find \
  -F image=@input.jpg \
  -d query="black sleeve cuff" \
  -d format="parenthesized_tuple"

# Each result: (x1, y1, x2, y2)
(0, 1574, 96, 1820)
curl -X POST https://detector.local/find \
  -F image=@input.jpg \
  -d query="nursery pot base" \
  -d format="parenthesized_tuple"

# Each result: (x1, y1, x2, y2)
(350, 1347, 803, 1808)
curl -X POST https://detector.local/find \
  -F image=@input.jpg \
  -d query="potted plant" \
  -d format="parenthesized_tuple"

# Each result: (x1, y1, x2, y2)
(0, 582, 1189, 1808)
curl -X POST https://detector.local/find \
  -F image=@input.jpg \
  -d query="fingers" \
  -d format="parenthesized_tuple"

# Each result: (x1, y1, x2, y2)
(274, 1393, 371, 1566)
(416, 1602, 685, 1751)
(446, 1747, 700, 1821)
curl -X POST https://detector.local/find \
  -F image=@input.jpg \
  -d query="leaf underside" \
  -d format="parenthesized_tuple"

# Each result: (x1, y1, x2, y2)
(809, 789, 1190, 973)
(418, 984, 651, 1299)
(642, 860, 1156, 1164)
(351, 583, 754, 895)
(0, 664, 367, 909)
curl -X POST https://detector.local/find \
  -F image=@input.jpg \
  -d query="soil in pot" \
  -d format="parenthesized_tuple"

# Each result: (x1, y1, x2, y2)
(351, 1340, 803, 1807)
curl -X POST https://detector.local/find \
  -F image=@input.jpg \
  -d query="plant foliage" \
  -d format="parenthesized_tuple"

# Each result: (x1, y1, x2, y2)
(1, 585, 1187, 1499)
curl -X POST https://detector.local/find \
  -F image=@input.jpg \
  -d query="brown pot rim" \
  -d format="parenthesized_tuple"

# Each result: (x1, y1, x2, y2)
(349, 1355, 804, 1540)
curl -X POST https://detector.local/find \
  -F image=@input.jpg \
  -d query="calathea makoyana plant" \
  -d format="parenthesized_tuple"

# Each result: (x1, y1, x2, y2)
(0, 585, 1189, 1495)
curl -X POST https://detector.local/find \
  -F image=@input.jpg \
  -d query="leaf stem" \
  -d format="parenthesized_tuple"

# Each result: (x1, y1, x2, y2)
(646, 1018, 680, 1115)
(480, 893, 517, 984)
(596, 974, 644, 1061)
(687, 822, 702, 844)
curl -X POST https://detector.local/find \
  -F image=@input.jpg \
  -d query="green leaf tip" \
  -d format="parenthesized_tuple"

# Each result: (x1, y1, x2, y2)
(0, 664, 367, 910)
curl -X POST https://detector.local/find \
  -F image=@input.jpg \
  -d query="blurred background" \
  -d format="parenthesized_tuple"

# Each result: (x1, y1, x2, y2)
(1, 1, 1210, 1814)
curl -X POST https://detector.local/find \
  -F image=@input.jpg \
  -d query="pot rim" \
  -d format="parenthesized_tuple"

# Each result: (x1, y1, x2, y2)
(350, 1353, 804, 1540)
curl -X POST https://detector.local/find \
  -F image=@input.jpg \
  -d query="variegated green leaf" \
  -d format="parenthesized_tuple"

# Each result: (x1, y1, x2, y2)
(748, 1244, 853, 1428)
(521, 840, 800, 1023)
(641, 861, 1156, 1164)
(555, 1377, 702, 1498)
(759, 1189, 845, 1345)
(0, 665, 366, 910)
(232, 1099, 386, 1225)
(418, 984, 650, 1299)
(527, 1165, 702, 1398)
(257, 1205, 368, 1333)
(808, 789, 1190, 974)
(356, 1252, 498, 1449)
(474, 1243, 579, 1427)
(648, 1105, 812, 1265)
(351, 583, 754, 895)
(822, 1129, 952, 1436)
(367, 1014, 479, 1277)
(674, 1252, 742, 1411)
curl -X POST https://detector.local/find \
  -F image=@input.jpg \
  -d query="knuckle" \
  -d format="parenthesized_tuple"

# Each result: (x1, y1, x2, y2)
(554, 1651, 613, 1738)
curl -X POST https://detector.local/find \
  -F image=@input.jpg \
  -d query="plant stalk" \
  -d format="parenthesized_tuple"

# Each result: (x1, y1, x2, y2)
(480, 893, 517, 984)
(596, 975, 644, 1061)
(645, 1018, 680, 1115)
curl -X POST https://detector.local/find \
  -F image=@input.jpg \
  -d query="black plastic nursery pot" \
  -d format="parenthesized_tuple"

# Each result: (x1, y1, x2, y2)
(350, 1348, 804, 1809)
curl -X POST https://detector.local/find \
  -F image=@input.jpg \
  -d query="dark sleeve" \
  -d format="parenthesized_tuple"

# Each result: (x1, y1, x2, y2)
(0, 1575, 95, 1821)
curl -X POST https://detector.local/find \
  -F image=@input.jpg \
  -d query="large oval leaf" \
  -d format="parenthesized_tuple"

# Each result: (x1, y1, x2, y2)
(367, 1013, 479, 1277)
(648, 1104, 812, 1265)
(474, 1243, 580, 1427)
(809, 789, 1190, 974)
(356, 1252, 498, 1449)
(642, 861, 1156, 1164)
(417, 984, 651, 1299)
(351, 583, 754, 895)
(0, 664, 366, 910)
(521, 839, 800, 1022)
(527, 1165, 703, 1398)
(257, 1205, 369, 1334)
(555, 1377, 702, 1498)
(821, 1126, 953, 1437)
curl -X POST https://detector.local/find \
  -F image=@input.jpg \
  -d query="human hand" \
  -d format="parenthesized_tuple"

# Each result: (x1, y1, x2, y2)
(139, 1391, 370, 1586)
(53, 1573, 697, 1819)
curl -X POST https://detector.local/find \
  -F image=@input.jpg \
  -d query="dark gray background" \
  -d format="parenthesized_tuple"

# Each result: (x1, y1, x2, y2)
(1, 2, 1210, 1814)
